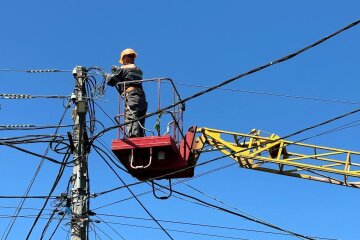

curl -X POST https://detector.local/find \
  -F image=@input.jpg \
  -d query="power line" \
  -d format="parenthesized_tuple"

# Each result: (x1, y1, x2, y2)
(154, 182, 316, 240)
(92, 162, 236, 211)
(0, 142, 73, 165)
(23, 117, 360, 216)
(95, 221, 254, 240)
(90, 19, 360, 146)
(91, 223, 114, 240)
(0, 68, 72, 73)
(0, 124, 74, 131)
(0, 93, 69, 99)
(93, 145, 174, 240)
(96, 214, 338, 240)
(0, 214, 56, 219)
(2, 19, 359, 239)
(93, 104, 360, 198)
(95, 216, 126, 240)
(0, 206, 53, 211)
(182, 183, 337, 240)
(48, 214, 66, 240)
(0, 196, 59, 199)
(293, 119, 360, 143)
(172, 82, 360, 105)
(25, 150, 71, 239)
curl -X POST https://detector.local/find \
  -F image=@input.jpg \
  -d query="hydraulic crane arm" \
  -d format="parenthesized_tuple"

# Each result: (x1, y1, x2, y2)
(193, 127, 360, 188)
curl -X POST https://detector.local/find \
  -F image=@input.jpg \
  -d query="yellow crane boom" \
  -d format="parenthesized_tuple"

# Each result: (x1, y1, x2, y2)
(193, 127, 360, 188)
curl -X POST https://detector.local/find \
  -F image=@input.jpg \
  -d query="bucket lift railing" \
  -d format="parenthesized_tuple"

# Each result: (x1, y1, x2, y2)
(114, 78, 185, 145)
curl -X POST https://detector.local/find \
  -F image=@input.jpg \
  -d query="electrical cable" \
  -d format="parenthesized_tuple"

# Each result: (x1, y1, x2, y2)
(0, 142, 73, 165)
(48, 214, 66, 240)
(92, 146, 174, 240)
(90, 140, 221, 210)
(92, 223, 114, 240)
(0, 206, 53, 211)
(90, 19, 360, 144)
(172, 82, 360, 105)
(93, 144, 128, 173)
(93, 101, 117, 125)
(183, 183, 308, 237)
(0, 196, 58, 199)
(39, 210, 57, 240)
(95, 216, 126, 240)
(91, 133, 348, 238)
(39, 196, 68, 240)
(25, 149, 71, 240)
(95, 221, 254, 240)
(90, 223, 102, 240)
(2, 19, 359, 238)
(293, 119, 360, 143)
(0, 68, 71, 73)
(93, 105, 360, 197)
(95, 213, 337, 240)
(0, 93, 69, 99)
(153, 182, 315, 240)
(0, 214, 54, 219)
(0, 124, 74, 131)
(92, 161, 235, 211)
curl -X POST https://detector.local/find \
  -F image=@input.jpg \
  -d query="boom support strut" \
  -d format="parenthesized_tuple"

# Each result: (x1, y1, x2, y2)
(196, 127, 360, 188)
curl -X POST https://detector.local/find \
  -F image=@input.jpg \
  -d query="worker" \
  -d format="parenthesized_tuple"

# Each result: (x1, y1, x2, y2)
(106, 48, 148, 138)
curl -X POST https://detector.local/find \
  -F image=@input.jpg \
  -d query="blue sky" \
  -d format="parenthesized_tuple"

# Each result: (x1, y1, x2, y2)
(1, 1, 360, 239)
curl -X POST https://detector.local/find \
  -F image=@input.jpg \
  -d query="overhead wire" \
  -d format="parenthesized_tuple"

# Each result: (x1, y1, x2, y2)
(93, 138, 330, 239)
(48, 214, 66, 240)
(95, 216, 127, 240)
(39, 195, 69, 240)
(293, 119, 360, 143)
(1, 19, 359, 239)
(90, 116, 357, 238)
(91, 223, 114, 240)
(90, 223, 102, 240)
(5, 114, 355, 203)
(92, 145, 174, 240)
(153, 182, 315, 240)
(25, 149, 71, 240)
(96, 221, 254, 240)
(0, 206, 53, 211)
(93, 142, 128, 173)
(0, 196, 58, 199)
(95, 213, 338, 240)
(93, 105, 360, 198)
(0, 68, 72, 73)
(0, 214, 55, 219)
(172, 82, 360, 105)
(89, 18, 360, 144)
(0, 142, 73, 165)
(91, 141, 218, 210)
(0, 124, 74, 131)
(0, 93, 69, 99)
(183, 183, 322, 238)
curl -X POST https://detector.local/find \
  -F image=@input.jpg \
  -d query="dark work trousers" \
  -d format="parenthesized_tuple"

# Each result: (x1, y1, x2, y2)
(124, 89, 147, 138)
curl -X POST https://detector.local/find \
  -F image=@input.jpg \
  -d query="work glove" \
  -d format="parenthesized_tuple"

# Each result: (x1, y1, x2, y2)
(111, 65, 119, 73)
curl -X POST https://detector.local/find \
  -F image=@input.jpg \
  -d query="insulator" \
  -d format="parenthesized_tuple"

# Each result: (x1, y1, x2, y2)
(26, 69, 60, 73)
(0, 124, 35, 128)
(0, 94, 32, 99)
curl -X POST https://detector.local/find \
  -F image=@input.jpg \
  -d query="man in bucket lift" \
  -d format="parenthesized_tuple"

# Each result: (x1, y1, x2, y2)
(106, 48, 148, 138)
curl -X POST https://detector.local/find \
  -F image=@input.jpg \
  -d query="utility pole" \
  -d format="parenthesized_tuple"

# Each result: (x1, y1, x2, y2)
(70, 66, 89, 240)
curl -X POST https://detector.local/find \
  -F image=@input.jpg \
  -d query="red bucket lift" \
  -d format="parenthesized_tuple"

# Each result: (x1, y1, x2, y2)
(111, 78, 198, 181)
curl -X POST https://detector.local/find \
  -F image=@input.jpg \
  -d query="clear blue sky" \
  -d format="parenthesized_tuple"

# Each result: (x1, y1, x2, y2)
(1, 1, 360, 239)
